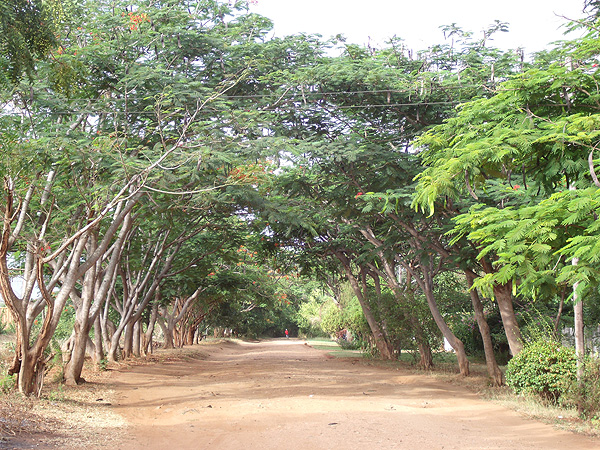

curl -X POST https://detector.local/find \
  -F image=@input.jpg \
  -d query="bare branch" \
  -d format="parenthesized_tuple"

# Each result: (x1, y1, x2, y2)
(465, 169, 478, 200)
(589, 147, 600, 187)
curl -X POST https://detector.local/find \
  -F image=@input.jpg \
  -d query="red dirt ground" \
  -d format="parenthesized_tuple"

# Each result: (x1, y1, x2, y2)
(87, 339, 600, 450)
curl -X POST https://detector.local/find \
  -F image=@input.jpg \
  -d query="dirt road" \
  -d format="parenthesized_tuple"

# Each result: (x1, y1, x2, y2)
(99, 339, 598, 450)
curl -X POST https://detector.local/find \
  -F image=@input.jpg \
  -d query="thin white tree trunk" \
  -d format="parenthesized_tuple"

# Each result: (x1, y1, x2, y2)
(572, 257, 585, 379)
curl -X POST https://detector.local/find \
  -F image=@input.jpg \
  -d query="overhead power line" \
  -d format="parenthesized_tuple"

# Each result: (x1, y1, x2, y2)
(2, 82, 499, 105)
(6, 100, 464, 116)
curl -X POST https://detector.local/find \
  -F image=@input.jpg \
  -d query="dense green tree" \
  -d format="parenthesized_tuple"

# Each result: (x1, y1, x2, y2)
(0, 0, 288, 394)
(413, 13, 600, 368)
(0, 0, 58, 84)
(249, 27, 525, 379)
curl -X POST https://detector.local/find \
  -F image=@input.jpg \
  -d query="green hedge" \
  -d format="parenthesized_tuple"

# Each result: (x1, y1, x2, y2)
(506, 340, 577, 403)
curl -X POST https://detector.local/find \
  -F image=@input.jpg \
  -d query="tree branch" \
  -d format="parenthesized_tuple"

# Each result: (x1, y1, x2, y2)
(589, 147, 600, 187)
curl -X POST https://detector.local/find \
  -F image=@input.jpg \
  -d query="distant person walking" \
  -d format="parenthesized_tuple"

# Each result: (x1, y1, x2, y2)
(285, 329, 289, 338)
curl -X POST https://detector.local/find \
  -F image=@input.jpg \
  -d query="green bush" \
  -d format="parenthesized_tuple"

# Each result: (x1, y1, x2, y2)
(295, 294, 329, 338)
(450, 314, 483, 356)
(0, 357, 15, 394)
(336, 337, 362, 350)
(0, 373, 15, 394)
(566, 358, 600, 420)
(505, 340, 577, 403)
(321, 294, 369, 339)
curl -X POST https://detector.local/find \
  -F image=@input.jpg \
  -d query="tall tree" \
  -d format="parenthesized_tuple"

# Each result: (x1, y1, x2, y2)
(413, 14, 600, 360)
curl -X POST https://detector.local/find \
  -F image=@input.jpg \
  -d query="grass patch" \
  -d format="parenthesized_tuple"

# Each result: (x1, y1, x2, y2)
(306, 338, 364, 358)
(306, 338, 340, 351)
(482, 386, 599, 437)
(326, 349, 363, 358)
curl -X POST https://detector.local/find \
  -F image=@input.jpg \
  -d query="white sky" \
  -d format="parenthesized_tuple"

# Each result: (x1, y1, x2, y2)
(249, 0, 587, 54)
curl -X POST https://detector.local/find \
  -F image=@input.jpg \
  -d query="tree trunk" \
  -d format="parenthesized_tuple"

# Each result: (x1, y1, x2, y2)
(377, 254, 433, 368)
(350, 280, 394, 359)
(336, 253, 394, 360)
(18, 350, 41, 397)
(101, 300, 111, 347)
(417, 340, 434, 369)
(573, 257, 585, 379)
(122, 322, 134, 359)
(158, 317, 175, 349)
(64, 262, 96, 385)
(92, 316, 104, 365)
(143, 303, 158, 355)
(164, 327, 175, 349)
(173, 323, 183, 348)
(132, 320, 141, 357)
(574, 295, 585, 379)
(107, 318, 128, 362)
(62, 210, 125, 383)
(1, 259, 51, 395)
(553, 287, 567, 337)
(63, 320, 93, 385)
(184, 326, 195, 346)
(107, 337, 119, 363)
(11, 317, 46, 396)
(465, 271, 503, 386)
(11, 285, 56, 396)
(493, 283, 523, 356)
(421, 273, 469, 377)
(365, 271, 391, 343)
(63, 297, 93, 384)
